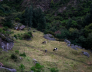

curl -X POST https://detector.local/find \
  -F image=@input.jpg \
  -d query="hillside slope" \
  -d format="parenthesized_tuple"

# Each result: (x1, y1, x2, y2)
(0, 28, 92, 72)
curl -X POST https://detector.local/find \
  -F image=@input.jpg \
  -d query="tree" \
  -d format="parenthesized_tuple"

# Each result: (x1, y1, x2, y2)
(86, 32, 92, 49)
(32, 8, 46, 31)
(22, 5, 33, 27)
(84, 23, 92, 36)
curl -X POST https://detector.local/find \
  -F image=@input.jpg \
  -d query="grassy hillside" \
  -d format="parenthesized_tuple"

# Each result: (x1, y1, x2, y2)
(0, 28, 92, 72)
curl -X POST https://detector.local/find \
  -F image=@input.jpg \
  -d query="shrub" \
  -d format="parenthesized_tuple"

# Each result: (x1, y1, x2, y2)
(23, 33, 31, 39)
(19, 52, 26, 57)
(31, 63, 44, 72)
(23, 32, 33, 39)
(50, 68, 59, 72)
(44, 31, 55, 36)
(15, 17, 20, 22)
(0, 28, 3, 32)
(84, 23, 92, 36)
(17, 34, 21, 37)
(86, 32, 92, 49)
(28, 31, 33, 37)
(3, 26, 8, 31)
(14, 34, 17, 39)
(19, 37, 23, 40)
(3, 18, 13, 28)
(55, 29, 70, 39)
(11, 54, 17, 61)
(19, 64, 25, 72)
(15, 50, 19, 54)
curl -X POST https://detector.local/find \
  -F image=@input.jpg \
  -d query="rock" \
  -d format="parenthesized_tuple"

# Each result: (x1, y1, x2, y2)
(33, 59, 38, 64)
(0, 67, 16, 72)
(78, 46, 82, 49)
(45, 50, 47, 52)
(74, 45, 79, 48)
(8, 69, 16, 72)
(19, 25, 25, 30)
(64, 39, 71, 44)
(0, 62, 3, 67)
(30, 70, 34, 72)
(42, 41, 47, 44)
(0, 38, 14, 50)
(82, 51, 90, 58)
(33, 30, 36, 32)
(44, 34, 56, 41)
(19, 57, 22, 59)
(67, 44, 71, 47)
(71, 45, 77, 50)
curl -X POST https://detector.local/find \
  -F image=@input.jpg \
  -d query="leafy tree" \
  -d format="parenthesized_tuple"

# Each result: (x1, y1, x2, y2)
(86, 32, 92, 49)
(22, 5, 33, 27)
(84, 23, 92, 36)
(69, 28, 79, 40)
(32, 8, 46, 31)
(3, 17, 13, 28)
(55, 29, 70, 39)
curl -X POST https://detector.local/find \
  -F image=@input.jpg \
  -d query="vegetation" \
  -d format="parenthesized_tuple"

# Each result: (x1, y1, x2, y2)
(31, 63, 44, 72)
(11, 54, 17, 62)
(0, 0, 92, 72)
(19, 52, 26, 57)
(50, 68, 59, 72)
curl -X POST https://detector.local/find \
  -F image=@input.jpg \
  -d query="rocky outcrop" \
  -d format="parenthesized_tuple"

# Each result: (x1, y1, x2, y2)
(44, 34, 56, 41)
(0, 67, 16, 72)
(0, 37, 14, 50)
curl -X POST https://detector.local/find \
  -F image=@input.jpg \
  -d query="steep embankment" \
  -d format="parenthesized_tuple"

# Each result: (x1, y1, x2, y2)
(0, 28, 92, 72)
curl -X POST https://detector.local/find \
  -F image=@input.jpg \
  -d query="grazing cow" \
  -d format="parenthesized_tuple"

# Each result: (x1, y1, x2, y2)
(53, 48, 58, 51)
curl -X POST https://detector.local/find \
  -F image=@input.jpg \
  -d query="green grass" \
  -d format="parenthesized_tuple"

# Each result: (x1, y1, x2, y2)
(0, 28, 92, 72)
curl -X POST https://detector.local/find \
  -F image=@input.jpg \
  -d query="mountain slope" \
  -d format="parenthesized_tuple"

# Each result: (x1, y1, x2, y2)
(0, 28, 92, 72)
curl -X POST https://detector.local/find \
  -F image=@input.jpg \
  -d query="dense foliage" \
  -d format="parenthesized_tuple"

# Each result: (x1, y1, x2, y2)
(21, 6, 46, 31)
(44, 0, 92, 50)
(0, 0, 92, 50)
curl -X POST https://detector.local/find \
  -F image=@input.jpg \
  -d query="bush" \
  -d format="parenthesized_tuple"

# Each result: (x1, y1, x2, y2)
(44, 31, 55, 36)
(55, 29, 70, 39)
(31, 63, 44, 72)
(23, 32, 33, 39)
(0, 28, 3, 32)
(19, 64, 25, 71)
(28, 31, 33, 37)
(3, 26, 8, 31)
(23, 33, 31, 39)
(84, 23, 92, 36)
(19, 37, 23, 40)
(14, 34, 17, 39)
(50, 68, 59, 72)
(20, 52, 26, 57)
(3, 18, 13, 28)
(15, 17, 20, 22)
(11, 54, 17, 61)
(86, 32, 92, 49)
(15, 50, 19, 54)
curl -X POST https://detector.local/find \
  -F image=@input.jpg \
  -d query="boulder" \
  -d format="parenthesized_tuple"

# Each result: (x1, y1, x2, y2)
(0, 38, 14, 50)
(44, 34, 56, 41)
